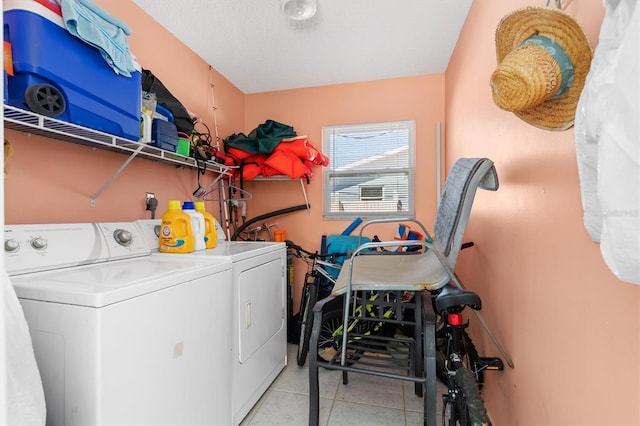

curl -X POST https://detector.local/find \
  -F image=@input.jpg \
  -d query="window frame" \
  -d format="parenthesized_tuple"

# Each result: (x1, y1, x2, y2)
(322, 120, 415, 220)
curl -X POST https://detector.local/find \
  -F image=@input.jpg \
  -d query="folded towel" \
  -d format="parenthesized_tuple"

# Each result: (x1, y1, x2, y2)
(76, 0, 131, 35)
(60, 0, 136, 77)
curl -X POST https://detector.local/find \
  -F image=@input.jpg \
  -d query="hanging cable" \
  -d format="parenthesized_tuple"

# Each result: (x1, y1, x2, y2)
(205, 65, 234, 236)
(208, 66, 222, 150)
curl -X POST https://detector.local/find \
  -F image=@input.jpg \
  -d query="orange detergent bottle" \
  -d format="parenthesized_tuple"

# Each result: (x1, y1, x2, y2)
(159, 199, 195, 253)
(194, 201, 217, 249)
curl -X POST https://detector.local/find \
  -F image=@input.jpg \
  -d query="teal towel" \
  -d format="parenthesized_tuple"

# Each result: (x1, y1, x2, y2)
(60, 0, 136, 77)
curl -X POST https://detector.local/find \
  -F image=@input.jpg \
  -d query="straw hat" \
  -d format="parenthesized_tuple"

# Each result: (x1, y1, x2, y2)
(490, 7, 593, 131)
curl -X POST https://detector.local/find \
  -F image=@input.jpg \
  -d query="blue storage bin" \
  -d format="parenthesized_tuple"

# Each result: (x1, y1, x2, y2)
(4, 2, 142, 141)
(154, 104, 174, 122)
(151, 118, 178, 151)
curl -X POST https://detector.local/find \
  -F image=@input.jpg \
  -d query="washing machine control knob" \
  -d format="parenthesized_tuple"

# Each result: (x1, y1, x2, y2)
(113, 229, 132, 246)
(5, 239, 20, 253)
(30, 237, 47, 250)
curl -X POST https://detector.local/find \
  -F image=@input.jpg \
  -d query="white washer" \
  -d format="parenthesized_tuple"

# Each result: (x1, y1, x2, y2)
(137, 219, 288, 426)
(5, 222, 233, 426)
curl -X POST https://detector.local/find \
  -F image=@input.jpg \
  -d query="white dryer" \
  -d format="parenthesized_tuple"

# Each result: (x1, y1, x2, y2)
(137, 219, 288, 426)
(5, 222, 233, 426)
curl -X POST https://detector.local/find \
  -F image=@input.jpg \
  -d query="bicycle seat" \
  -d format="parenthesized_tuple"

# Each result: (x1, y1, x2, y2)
(434, 283, 482, 314)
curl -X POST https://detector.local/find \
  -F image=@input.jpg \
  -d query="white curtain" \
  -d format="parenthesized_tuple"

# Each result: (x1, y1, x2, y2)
(2, 271, 46, 425)
(574, 0, 640, 284)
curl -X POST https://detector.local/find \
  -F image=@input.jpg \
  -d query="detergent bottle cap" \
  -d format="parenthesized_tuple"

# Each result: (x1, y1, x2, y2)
(182, 201, 195, 210)
(168, 200, 181, 210)
(194, 201, 206, 212)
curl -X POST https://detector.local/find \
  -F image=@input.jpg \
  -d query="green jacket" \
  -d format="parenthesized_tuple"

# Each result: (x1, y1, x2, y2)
(225, 120, 297, 154)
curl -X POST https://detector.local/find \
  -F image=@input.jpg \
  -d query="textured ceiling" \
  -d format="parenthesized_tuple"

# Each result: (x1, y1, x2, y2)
(132, 0, 472, 94)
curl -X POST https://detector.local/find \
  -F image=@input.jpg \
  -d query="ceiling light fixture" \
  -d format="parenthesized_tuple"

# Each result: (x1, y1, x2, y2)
(281, 0, 317, 21)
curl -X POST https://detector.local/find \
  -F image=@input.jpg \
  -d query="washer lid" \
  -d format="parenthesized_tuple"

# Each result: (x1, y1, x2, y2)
(11, 256, 231, 308)
(188, 241, 285, 262)
(134, 219, 285, 261)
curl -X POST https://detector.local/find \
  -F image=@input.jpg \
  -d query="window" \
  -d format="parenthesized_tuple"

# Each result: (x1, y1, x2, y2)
(323, 120, 415, 219)
(360, 185, 383, 201)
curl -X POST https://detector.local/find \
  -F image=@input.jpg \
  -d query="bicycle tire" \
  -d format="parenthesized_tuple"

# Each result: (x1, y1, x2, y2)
(317, 309, 366, 365)
(437, 327, 484, 389)
(443, 367, 490, 426)
(295, 282, 310, 365)
(296, 281, 318, 366)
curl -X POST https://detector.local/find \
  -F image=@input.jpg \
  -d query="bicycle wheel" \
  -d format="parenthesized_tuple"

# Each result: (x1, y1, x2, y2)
(296, 280, 318, 366)
(316, 309, 343, 362)
(442, 367, 490, 426)
(317, 309, 366, 365)
(437, 327, 484, 389)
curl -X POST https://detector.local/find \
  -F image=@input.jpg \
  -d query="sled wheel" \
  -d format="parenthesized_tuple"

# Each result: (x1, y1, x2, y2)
(25, 84, 66, 117)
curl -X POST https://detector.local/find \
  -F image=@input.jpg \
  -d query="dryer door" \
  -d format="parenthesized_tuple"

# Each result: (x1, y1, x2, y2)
(237, 256, 284, 363)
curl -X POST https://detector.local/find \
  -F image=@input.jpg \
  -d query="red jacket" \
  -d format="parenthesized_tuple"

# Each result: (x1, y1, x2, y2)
(220, 136, 329, 180)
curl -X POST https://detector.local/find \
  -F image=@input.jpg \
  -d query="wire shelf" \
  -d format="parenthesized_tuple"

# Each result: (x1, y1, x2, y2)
(3, 104, 230, 174)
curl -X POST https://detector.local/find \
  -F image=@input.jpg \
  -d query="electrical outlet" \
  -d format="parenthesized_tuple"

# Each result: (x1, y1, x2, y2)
(145, 192, 157, 211)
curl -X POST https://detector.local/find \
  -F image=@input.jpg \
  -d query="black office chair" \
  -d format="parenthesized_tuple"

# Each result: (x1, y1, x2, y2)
(308, 157, 499, 426)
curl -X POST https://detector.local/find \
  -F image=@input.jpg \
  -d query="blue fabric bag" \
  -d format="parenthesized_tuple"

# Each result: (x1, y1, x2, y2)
(324, 234, 371, 280)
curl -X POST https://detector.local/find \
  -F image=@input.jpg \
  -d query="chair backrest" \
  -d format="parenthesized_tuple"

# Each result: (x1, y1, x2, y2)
(433, 157, 499, 270)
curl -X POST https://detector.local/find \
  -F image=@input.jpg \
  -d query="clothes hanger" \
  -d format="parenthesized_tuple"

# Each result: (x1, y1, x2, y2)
(201, 179, 253, 202)
(546, 0, 573, 10)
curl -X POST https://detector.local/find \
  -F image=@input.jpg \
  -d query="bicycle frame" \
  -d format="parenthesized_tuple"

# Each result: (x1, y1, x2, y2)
(439, 310, 485, 425)
(441, 312, 475, 377)
(434, 290, 504, 426)
(288, 240, 346, 366)
(327, 291, 402, 349)
(314, 258, 340, 289)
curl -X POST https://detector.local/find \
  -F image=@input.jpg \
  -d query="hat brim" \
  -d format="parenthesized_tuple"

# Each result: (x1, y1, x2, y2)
(495, 7, 593, 130)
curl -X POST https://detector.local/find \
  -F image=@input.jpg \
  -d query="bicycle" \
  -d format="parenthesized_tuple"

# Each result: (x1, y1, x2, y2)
(316, 290, 411, 364)
(432, 283, 504, 426)
(310, 240, 505, 426)
(309, 160, 513, 425)
(286, 241, 346, 366)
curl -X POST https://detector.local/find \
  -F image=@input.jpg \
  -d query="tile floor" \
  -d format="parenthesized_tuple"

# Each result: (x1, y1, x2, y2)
(240, 344, 447, 426)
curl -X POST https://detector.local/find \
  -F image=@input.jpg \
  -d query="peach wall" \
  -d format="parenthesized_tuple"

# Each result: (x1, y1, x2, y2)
(243, 77, 444, 246)
(446, 1, 640, 425)
(242, 77, 445, 310)
(5, 2, 638, 424)
(4, 0, 244, 224)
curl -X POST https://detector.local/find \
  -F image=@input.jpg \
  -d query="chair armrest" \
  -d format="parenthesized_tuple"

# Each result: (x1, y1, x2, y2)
(309, 295, 337, 365)
(312, 294, 338, 314)
(358, 217, 432, 242)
